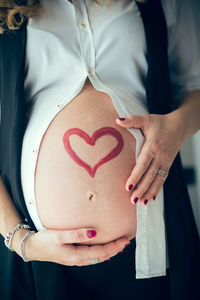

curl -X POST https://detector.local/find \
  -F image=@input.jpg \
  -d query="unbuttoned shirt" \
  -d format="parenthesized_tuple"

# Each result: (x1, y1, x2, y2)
(3, 0, 199, 279)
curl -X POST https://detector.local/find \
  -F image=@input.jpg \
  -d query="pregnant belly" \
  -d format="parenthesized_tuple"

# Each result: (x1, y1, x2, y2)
(34, 79, 137, 245)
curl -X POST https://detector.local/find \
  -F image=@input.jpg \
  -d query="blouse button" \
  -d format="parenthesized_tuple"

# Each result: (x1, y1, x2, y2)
(57, 104, 64, 109)
(32, 148, 38, 154)
(88, 69, 92, 75)
(80, 23, 86, 28)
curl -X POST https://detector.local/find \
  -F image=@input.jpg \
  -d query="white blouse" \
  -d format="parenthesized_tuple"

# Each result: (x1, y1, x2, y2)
(19, 0, 200, 280)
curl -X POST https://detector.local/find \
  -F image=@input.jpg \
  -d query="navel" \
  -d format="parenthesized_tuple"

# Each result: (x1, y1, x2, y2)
(86, 191, 97, 202)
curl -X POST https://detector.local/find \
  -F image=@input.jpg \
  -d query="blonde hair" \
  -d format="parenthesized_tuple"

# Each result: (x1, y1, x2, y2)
(0, 0, 147, 34)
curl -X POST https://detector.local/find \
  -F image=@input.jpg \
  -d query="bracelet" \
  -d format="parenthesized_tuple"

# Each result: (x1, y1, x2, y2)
(20, 231, 36, 262)
(4, 221, 31, 251)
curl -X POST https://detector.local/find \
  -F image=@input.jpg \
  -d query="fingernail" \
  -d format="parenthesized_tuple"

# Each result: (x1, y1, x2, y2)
(128, 184, 133, 191)
(144, 199, 148, 205)
(118, 117, 126, 121)
(125, 243, 130, 247)
(105, 258, 110, 261)
(133, 197, 139, 204)
(153, 196, 156, 201)
(87, 230, 96, 238)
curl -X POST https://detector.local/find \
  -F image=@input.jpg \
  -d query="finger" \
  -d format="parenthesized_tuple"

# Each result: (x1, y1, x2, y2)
(75, 240, 130, 265)
(70, 247, 126, 267)
(64, 238, 131, 266)
(70, 238, 130, 266)
(140, 166, 169, 202)
(103, 240, 132, 261)
(49, 243, 111, 267)
(130, 158, 160, 204)
(64, 251, 109, 266)
(81, 243, 131, 266)
(75, 237, 130, 260)
(125, 142, 155, 191)
(56, 232, 130, 266)
(116, 114, 148, 130)
(56, 228, 97, 245)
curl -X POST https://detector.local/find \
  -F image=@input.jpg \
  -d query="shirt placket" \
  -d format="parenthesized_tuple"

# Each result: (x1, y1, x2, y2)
(73, 0, 96, 78)
(135, 204, 150, 278)
(71, 0, 151, 279)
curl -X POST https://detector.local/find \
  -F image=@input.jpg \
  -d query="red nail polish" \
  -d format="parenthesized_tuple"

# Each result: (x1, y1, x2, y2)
(118, 117, 126, 121)
(125, 243, 130, 247)
(144, 199, 148, 205)
(87, 230, 96, 238)
(128, 184, 133, 191)
(134, 197, 139, 203)
(105, 258, 110, 261)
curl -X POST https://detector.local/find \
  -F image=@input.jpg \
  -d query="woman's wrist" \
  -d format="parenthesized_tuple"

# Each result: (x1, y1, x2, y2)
(171, 90, 200, 142)
(164, 108, 189, 150)
(11, 228, 32, 257)
(169, 107, 190, 143)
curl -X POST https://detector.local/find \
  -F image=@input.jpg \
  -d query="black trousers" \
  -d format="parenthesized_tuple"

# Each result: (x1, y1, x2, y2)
(0, 235, 171, 300)
(64, 236, 171, 300)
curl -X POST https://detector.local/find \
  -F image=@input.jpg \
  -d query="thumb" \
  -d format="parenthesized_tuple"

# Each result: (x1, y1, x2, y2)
(116, 115, 147, 129)
(57, 228, 97, 244)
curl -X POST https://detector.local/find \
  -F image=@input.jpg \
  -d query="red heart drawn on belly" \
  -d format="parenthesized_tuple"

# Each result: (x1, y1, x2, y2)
(63, 127, 124, 177)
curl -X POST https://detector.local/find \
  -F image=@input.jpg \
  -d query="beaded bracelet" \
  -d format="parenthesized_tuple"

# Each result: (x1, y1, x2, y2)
(20, 231, 36, 262)
(4, 221, 31, 251)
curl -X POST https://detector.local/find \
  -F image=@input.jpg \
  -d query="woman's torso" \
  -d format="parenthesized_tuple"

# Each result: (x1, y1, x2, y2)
(16, 0, 184, 275)
(21, 0, 152, 244)
(34, 77, 138, 244)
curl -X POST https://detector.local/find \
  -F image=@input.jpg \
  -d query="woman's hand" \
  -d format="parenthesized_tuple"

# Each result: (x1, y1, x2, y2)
(18, 227, 130, 266)
(116, 110, 188, 205)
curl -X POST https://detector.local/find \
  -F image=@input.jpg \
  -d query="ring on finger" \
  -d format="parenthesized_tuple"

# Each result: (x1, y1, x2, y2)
(92, 257, 99, 264)
(156, 169, 167, 180)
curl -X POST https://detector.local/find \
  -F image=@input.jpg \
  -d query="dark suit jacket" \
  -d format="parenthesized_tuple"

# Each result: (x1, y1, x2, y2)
(0, 0, 199, 299)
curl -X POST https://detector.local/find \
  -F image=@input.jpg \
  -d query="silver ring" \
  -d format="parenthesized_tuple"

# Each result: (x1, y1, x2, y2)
(156, 169, 166, 180)
(92, 257, 99, 264)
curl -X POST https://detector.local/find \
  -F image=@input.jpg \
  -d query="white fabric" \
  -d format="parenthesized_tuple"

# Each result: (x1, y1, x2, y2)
(20, 0, 200, 279)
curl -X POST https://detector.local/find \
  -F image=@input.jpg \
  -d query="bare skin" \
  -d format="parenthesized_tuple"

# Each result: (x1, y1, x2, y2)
(63, 127, 124, 178)
(116, 89, 200, 204)
(0, 77, 133, 267)
(0, 169, 131, 266)
(34, 77, 138, 245)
